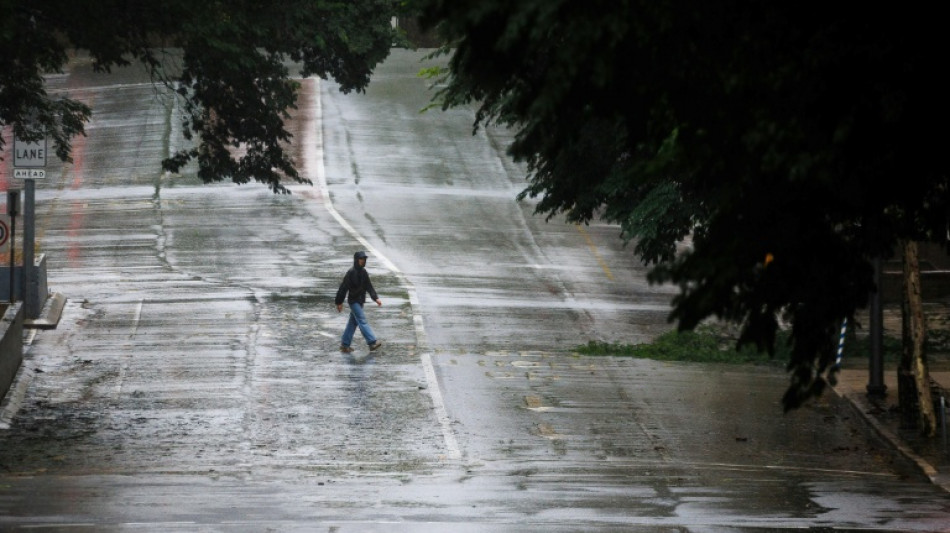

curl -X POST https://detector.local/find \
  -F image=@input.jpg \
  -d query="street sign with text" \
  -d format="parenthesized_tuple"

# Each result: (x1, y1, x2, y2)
(13, 135, 47, 168)
(13, 169, 46, 179)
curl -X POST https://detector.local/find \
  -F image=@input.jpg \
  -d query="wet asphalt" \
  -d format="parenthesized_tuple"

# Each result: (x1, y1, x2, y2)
(0, 49, 947, 531)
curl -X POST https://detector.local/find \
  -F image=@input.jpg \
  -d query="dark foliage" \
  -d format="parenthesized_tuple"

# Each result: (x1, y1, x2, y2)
(416, 0, 949, 409)
(1, 0, 402, 192)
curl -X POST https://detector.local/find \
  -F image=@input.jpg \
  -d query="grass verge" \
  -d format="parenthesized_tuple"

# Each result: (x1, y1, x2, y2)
(575, 324, 910, 368)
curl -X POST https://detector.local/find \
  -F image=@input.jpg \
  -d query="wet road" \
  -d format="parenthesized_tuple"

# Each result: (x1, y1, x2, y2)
(0, 49, 947, 530)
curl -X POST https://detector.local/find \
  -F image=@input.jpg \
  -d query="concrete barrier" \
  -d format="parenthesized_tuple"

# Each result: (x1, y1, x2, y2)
(0, 302, 24, 402)
(0, 253, 49, 314)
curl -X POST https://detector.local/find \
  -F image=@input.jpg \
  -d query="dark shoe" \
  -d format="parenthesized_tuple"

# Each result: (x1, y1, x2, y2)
(369, 341, 382, 351)
(340, 345, 354, 353)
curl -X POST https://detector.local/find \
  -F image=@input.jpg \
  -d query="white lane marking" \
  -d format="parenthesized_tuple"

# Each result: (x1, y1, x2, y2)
(303, 78, 461, 461)
(130, 299, 143, 339)
(114, 298, 143, 400)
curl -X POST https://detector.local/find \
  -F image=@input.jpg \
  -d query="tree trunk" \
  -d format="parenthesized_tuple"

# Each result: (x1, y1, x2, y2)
(901, 240, 937, 437)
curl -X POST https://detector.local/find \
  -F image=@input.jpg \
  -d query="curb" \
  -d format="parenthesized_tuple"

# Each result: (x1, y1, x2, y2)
(833, 386, 950, 493)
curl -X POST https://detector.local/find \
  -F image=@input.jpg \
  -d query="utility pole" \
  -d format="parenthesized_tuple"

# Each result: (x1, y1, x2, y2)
(867, 256, 887, 397)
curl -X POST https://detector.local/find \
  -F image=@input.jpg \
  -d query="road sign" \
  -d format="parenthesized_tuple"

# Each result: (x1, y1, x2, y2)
(0, 217, 9, 252)
(13, 168, 46, 179)
(13, 135, 47, 168)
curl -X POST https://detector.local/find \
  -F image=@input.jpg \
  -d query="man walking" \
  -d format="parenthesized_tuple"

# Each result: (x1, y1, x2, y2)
(335, 251, 383, 353)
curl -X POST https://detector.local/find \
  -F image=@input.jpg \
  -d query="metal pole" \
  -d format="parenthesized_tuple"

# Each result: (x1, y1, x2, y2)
(867, 256, 887, 397)
(23, 179, 36, 318)
(6, 191, 16, 303)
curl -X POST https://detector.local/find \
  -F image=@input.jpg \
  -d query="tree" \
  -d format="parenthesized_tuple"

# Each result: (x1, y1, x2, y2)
(1, 0, 402, 192)
(416, 1, 949, 410)
(901, 241, 936, 436)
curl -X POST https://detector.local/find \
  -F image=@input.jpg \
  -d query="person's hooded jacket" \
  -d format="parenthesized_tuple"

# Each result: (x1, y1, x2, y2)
(335, 251, 378, 306)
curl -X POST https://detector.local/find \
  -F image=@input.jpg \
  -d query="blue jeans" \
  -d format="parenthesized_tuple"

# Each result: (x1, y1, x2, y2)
(341, 302, 377, 347)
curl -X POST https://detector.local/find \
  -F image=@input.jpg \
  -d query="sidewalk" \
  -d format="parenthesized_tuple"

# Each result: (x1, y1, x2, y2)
(834, 368, 950, 493)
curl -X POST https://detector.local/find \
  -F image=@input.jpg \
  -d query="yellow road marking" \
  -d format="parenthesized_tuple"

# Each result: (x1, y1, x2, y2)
(576, 224, 614, 280)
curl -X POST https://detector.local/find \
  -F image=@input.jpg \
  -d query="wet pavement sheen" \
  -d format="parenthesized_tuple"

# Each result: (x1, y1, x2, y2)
(0, 49, 947, 530)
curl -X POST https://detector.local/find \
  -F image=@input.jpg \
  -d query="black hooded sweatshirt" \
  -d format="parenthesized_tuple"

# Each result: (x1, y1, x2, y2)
(335, 253, 378, 306)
